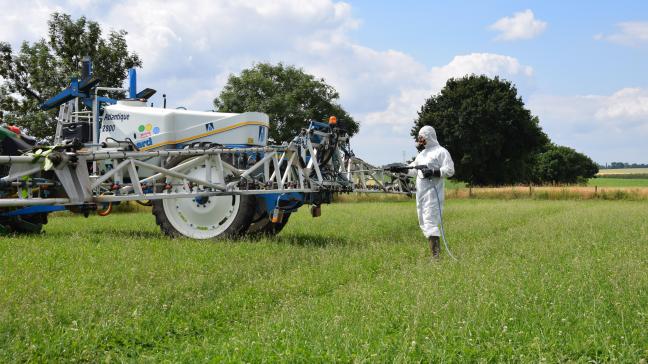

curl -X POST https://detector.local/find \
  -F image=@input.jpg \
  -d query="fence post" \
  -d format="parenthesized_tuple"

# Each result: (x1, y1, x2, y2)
(529, 184, 533, 196)
(594, 185, 598, 196)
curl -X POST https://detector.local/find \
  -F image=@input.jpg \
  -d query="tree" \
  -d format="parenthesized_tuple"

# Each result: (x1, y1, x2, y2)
(533, 145, 599, 184)
(0, 13, 141, 140)
(214, 63, 359, 143)
(412, 75, 549, 186)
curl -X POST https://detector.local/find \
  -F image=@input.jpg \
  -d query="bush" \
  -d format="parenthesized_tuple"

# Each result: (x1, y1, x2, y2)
(533, 145, 599, 184)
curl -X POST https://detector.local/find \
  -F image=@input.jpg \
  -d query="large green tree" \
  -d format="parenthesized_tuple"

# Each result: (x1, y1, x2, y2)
(214, 63, 359, 143)
(533, 145, 599, 184)
(0, 13, 141, 140)
(412, 75, 549, 186)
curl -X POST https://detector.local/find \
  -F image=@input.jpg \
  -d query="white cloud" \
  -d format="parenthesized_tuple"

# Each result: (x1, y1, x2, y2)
(88, 0, 366, 113)
(0, 0, 541, 164)
(3, 1, 647, 164)
(594, 88, 648, 120)
(362, 53, 534, 129)
(529, 88, 648, 124)
(594, 21, 648, 46)
(489, 9, 547, 41)
(102, 0, 358, 73)
(0, 1, 63, 45)
(528, 88, 648, 163)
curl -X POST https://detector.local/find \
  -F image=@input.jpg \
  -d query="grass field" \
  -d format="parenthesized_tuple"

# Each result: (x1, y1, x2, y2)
(588, 178, 648, 187)
(444, 177, 648, 189)
(598, 168, 648, 175)
(1, 200, 648, 362)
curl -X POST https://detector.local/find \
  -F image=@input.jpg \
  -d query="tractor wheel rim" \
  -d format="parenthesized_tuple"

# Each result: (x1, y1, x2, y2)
(162, 161, 240, 239)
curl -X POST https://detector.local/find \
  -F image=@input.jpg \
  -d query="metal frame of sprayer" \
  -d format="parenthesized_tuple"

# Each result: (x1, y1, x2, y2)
(0, 58, 416, 239)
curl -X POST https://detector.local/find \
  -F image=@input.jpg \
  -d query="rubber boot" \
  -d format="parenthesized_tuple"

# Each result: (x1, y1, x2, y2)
(428, 236, 441, 259)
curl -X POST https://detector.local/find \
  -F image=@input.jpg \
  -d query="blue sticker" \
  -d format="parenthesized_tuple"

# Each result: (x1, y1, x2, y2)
(136, 138, 153, 149)
(258, 126, 265, 142)
(153, 126, 160, 134)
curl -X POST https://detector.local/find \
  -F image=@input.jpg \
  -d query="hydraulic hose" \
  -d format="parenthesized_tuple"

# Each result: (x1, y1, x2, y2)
(432, 184, 458, 261)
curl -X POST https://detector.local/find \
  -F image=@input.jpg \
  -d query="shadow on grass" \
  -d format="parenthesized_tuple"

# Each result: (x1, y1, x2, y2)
(273, 232, 349, 247)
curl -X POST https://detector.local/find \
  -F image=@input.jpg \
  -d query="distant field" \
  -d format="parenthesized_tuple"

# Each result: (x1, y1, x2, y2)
(375, 177, 648, 190)
(1, 200, 647, 361)
(598, 168, 648, 175)
(588, 178, 648, 187)
(448, 178, 648, 189)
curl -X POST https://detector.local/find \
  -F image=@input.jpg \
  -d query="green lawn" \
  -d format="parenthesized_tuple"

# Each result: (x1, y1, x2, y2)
(393, 178, 648, 189)
(448, 178, 648, 188)
(1, 200, 647, 362)
(587, 178, 648, 187)
(446, 178, 648, 188)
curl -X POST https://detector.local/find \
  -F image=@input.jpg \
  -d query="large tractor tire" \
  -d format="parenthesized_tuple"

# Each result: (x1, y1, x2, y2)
(0, 129, 47, 234)
(0, 213, 47, 234)
(152, 155, 255, 240)
(245, 206, 291, 237)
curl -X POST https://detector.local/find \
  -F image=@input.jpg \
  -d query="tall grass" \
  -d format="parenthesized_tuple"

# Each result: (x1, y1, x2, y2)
(447, 186, 648, 200)
(1, 200, 647, 361)
(338, 185, 648, 203)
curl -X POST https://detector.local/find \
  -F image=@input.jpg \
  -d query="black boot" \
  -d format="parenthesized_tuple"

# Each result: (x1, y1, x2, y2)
(428, 236, 441, 259)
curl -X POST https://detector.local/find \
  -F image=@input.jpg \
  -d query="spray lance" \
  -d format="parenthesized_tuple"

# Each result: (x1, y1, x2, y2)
(386, 164, 458, 260)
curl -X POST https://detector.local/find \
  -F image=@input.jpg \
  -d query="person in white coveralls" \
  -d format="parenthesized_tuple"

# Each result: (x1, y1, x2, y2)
(390, 125, 454, 259)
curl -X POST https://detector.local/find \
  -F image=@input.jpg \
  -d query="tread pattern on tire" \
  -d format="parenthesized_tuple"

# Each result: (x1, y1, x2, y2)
(3, 214, 46, 234)
(245, 212, 291, 237)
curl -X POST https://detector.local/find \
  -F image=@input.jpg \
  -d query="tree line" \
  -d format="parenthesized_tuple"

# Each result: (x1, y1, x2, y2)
(1, 13, 599, 186)
(601, 162, 648, 169)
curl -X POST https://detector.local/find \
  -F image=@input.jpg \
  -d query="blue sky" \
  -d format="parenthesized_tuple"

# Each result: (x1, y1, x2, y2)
(2, 0, 648, 165)
(350, 1, 648, 89)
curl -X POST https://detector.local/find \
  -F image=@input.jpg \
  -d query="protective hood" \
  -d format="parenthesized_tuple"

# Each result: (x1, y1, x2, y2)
(418, 125, 439, 148)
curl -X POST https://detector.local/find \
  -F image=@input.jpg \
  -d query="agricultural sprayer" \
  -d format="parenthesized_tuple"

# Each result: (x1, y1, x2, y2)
(0, 59, 414, 239)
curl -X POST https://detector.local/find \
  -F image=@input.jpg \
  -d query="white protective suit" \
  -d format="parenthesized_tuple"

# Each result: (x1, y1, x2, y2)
(409, 126, 455, 238)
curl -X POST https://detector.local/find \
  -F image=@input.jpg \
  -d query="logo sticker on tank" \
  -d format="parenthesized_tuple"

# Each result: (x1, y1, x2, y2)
(205, 122, 214, 131)
(103, 113, 130, 121)
(135, 138, 153, 149)
(137, 123, 159, 139)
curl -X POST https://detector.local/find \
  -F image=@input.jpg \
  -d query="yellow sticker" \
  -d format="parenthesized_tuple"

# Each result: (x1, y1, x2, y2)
(247, 137, 254, 144)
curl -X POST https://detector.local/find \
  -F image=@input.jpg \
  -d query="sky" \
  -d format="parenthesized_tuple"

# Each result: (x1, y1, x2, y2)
(1, 0, 648, 165)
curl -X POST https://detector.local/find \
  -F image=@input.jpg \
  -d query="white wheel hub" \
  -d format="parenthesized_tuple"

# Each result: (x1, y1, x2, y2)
(162, 160, 240, 239)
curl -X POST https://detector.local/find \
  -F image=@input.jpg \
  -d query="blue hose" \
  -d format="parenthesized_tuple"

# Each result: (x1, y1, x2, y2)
(432, 185, 458, 261)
